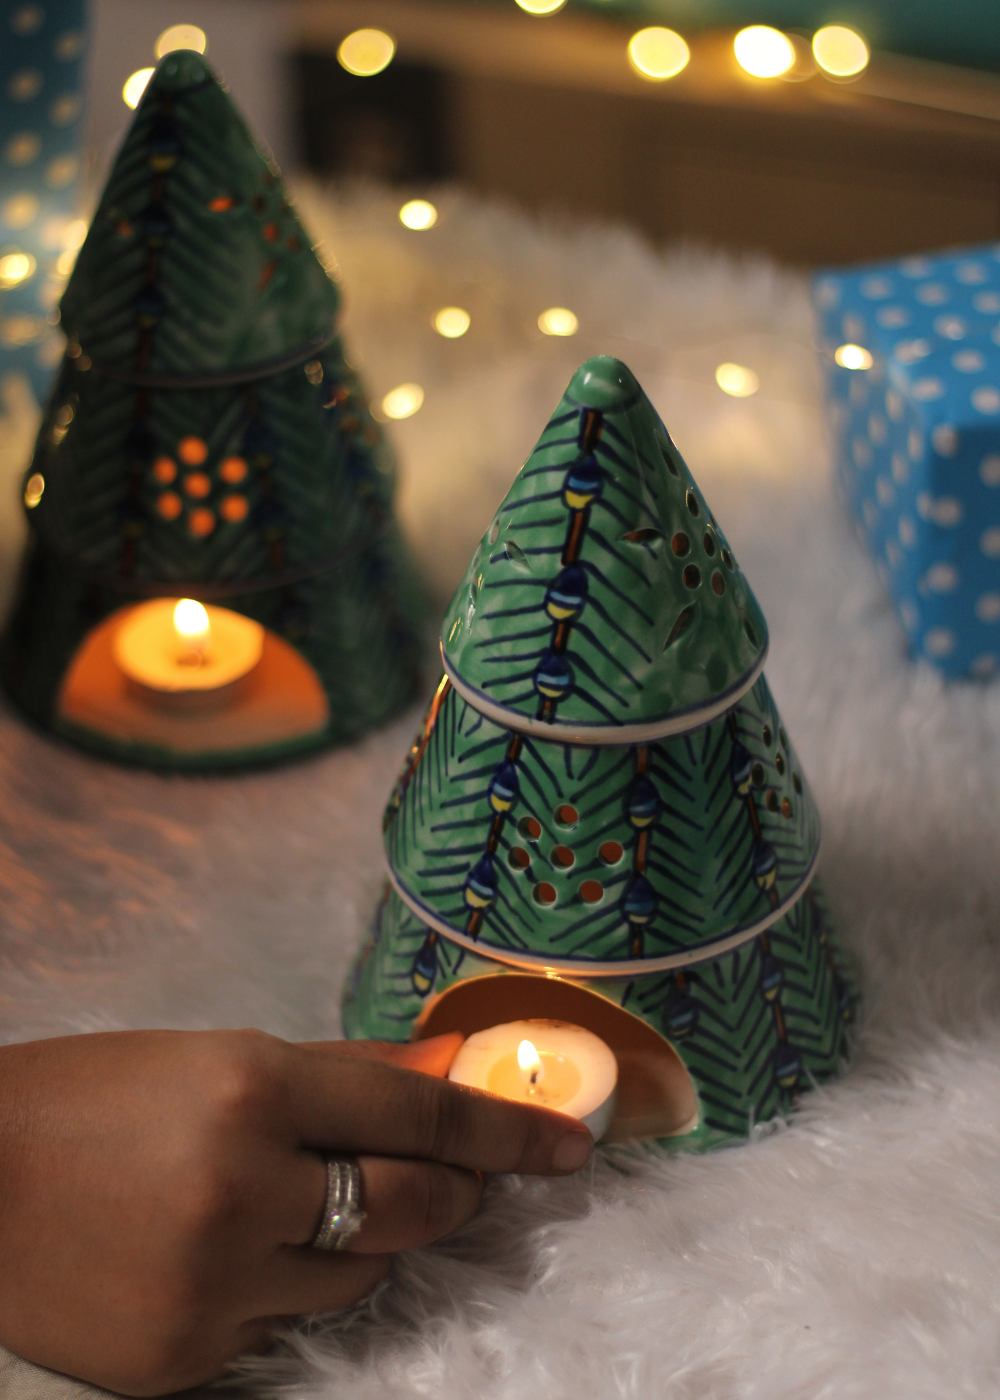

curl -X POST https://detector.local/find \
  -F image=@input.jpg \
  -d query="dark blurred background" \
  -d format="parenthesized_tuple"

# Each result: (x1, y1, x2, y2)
(77, 0, 1000, 266)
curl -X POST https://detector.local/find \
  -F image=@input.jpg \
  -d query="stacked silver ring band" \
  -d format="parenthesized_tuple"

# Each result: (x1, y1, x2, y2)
(311, 1156, 367, 1251)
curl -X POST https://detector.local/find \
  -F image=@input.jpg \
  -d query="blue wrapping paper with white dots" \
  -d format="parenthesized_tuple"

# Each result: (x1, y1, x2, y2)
(0, 0, 86, 404)
(813, 246, 1000, 679)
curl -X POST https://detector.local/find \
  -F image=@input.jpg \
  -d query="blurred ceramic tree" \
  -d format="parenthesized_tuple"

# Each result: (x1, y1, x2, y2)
(2, 50, 425, 769)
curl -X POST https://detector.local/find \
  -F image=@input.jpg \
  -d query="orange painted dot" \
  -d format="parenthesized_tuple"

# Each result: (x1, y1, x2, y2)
(579, 880, 604, 904)
(533, 882, 557, 907)
(221, 494, 249, 522)
(599, 841, 624, 865)
(183, 472, 211, 499)
(220, 455, 248, 484)
(551, 846, 575, 870)
(555, 804, 579, 827)
(508, 847, 530, 871)
(209, 196, 234, 212)
(157, 492, 182, 520)
(262, 222, 278, 242)
(189, 508, 215, 537)
(178, 437, 208, 466)
(152, 456, 176, 484)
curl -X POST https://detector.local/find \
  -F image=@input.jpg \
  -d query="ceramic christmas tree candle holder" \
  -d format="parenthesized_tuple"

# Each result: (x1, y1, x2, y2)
(343, 356, 856, 1150)
(1, 51, 423, 770)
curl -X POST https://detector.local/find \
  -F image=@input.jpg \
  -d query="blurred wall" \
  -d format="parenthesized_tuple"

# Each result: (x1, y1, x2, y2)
(85, 0, 292, 186)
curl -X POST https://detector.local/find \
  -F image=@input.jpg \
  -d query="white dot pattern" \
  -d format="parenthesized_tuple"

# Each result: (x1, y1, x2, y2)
(0, 0, 84, 400)
(815, 241, 1000, 677)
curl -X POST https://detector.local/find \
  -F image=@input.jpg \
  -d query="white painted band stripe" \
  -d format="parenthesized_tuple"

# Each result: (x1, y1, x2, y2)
(386, 845, 820, 979)
(440, 642, 769, 746)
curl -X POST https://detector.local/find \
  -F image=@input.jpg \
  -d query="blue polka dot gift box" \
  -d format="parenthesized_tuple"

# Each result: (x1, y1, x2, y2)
(813, 245, 1000, 679)
(0, 0, 87, 404)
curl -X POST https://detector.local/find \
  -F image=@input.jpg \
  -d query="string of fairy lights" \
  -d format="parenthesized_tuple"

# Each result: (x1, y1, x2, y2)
(103, 14, 875, 426)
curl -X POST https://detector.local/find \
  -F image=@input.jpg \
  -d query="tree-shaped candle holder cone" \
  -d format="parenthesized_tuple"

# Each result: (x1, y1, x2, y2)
(1, 50, 425, 771)
(344, 356, 857, 1150)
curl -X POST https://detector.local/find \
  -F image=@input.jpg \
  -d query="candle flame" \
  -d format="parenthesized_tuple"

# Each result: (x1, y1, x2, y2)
(173, 598, 210, 639)
(518, 1038, 543, 1088)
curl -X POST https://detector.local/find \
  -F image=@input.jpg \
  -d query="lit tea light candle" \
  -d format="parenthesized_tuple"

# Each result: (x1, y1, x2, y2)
(448, 1019, 617, 1139)
(113, 597, 264, 707)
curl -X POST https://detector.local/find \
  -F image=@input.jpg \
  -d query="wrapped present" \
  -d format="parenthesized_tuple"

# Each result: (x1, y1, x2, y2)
(0, 0, 87, 402)
(813, 245, 1000, 677)
(343, 356, 858, 1151)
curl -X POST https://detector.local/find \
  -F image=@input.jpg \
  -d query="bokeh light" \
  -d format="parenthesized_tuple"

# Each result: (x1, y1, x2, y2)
(337, 29, 395, 77)
(812, 25, 870, 77)
(835, 343, 874, 370)
(734, 27, 795, 78)
(0, 251, 36, 288)
(399, 199, 438, 230)
(434, 307, 471, 338)
(155, 24, 207, 58)
(628, 27, 690, 81)
(715, 363, 760, 397)
(538, 307, 578, 336)
(122, 68, 154, 108)
(515, 0, 567, 13)
(382, 383, 425, 419)
(24, 472, 44, 508)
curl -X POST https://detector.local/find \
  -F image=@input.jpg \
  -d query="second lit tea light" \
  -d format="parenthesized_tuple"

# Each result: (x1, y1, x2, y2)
(113, 597, 264, 709)
(448, 1019, 618, 1139)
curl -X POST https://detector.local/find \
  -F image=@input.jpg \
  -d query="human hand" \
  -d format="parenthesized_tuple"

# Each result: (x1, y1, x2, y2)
(0, 1029, 593, 1395)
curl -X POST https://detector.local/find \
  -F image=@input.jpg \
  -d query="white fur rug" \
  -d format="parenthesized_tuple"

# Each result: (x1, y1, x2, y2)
(3, 186, 1000, 1400)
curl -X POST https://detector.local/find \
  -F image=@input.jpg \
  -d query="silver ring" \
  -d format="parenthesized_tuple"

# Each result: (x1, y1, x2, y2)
(312, 1156, 367, 1251)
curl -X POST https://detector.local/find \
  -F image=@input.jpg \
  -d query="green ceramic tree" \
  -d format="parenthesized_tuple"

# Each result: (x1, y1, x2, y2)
(343, 356, 857, 1149)
(1, 49, 423, 768)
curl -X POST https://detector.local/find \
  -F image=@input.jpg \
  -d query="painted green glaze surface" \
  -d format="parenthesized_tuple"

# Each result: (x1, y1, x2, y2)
(27, 338, 393, 582)
(342, 882, 857, 1152)
(345, 355, 855, 1144)
(384, 672, 819, 968)
(1, 52, 423, 769)
(441, 357, 768, 739)
(61, 51, 339, 377)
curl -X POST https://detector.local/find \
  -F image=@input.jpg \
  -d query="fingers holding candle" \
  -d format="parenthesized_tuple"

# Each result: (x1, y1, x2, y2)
(285, 1044, 594, 1176)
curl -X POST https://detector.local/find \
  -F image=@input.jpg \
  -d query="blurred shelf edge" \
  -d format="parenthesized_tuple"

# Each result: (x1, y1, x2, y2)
(287, 0, 1000, 132)
(285, 0, 1000, 264)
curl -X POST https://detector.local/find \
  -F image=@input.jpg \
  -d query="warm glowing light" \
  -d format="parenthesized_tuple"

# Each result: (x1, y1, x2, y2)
(155, 24, 207, 58)
(399, 199, 437, 230)
(434, 306, 471, 338)
(812, 25, 869, 77)
(55, 248, 76, 277)
(173, 598, 210, 640)
(538, 307, 578, 337)
(337, 28, 395, 77)
(0, 251, 35, 288)
(62, 218, 87, 251)
(627, 27, 690, 81)
(122, 68, 154, 109)
(382, 383, 424, 419)
(517, 1039, 544, 1086)
(24, 472, 44, 508)
(715, 362, 760, 397)
(835, 343, 873, 370)
(515, 0, 566, 13)
(734, 26, 795, 78)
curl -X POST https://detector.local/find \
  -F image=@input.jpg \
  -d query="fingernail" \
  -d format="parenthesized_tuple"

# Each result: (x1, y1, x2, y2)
(553, 1130, 593, 1172)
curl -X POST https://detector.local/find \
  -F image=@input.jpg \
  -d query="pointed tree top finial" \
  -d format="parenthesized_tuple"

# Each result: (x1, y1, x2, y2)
(440, 356, 768, 743)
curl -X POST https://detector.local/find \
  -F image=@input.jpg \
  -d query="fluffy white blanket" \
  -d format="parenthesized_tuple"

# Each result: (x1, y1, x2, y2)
(2, 185, 999, 1400)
